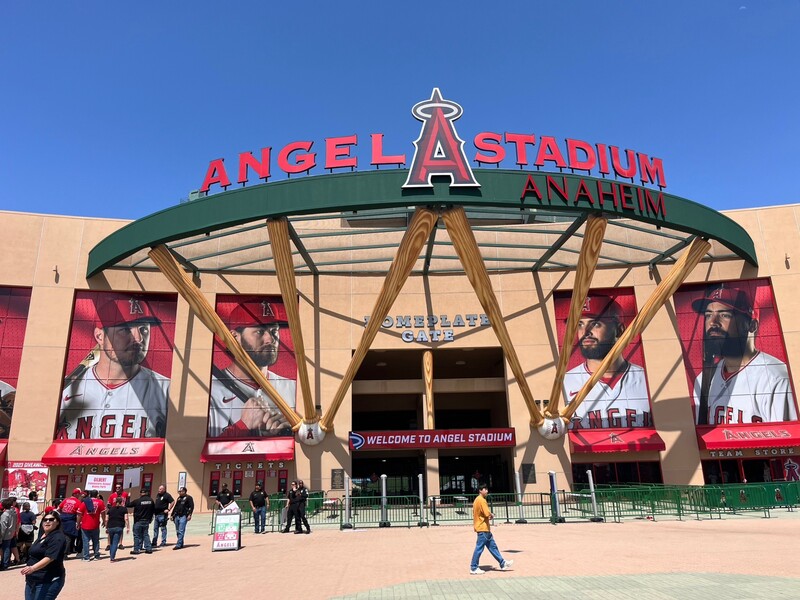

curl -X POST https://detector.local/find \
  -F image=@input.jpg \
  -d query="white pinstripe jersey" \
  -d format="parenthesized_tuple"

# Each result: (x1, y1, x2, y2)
(563, 361, 652, 429)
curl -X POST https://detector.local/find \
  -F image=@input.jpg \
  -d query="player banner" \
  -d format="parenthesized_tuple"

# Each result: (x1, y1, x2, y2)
(56, 291, 178, 440)
(553, 288, 654, 430)
(207, 295, 297, 440)
(674, 279, 798, 427)
(0, 287, 32, 440)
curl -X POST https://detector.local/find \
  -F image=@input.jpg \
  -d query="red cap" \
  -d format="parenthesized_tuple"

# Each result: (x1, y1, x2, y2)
(97, 296, 161, 328)
(580, 295, 622, 321)
(72, 488, 82, 495)
(226, 300, 288, 330)
(692, 286, 754, 317)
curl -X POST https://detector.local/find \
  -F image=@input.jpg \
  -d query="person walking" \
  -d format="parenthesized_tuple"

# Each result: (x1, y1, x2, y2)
(0, 497, 18, 570)
(127, 489, 155, 555)
(103, 496, 129, 562)
(282, 481, 299, 533)
(469, 484, 513, 575)
(249, 482, 267, 534)
(21, 511, 68, 600)
(76, 490, 105, 562)
(56, 490, 82, 557)
(170, 487, 194, 550)
(18, 502, 38, 563)
(295, 480, 311, 534)
(151, 485, 174, 547)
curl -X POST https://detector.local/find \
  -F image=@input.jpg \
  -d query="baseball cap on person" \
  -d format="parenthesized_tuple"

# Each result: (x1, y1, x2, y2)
(72, 488, 82, 495)
(579, 295, 623, 321)
(226, 300, 289, 330)
(97, 296, 162, 328)
(691, 286, 755, 318)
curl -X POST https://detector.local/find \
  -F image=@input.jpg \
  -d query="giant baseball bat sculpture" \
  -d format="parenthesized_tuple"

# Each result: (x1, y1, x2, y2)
(319, 207, 437, 433)
(546, 215, 607, 416)
(149, 244, 302, 429)
(561, 236, 711, 422)
(267, 217, 316, 424)
(442, 206, 544, 426)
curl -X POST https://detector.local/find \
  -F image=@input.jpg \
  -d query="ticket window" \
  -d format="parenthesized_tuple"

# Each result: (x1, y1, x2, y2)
(142, 473, 153, 495)
(278, 469, 288, 493)
(233, 471, 243, 497)
(55, 475, 68, 501)
(209, 471, 221, 497)
(256, 469, 265, 487)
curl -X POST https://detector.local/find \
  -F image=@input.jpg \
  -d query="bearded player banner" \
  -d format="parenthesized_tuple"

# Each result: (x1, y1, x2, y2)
(207, 295, 297, 439)
(56, 291, 177, 440)
(0, 287, 32, 440)
(553, 288, 653, 430)
(675, 279, 798, 427)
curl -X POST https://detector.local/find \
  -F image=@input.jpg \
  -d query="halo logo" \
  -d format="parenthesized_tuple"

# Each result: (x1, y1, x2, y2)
(403, 88, 479, 189)
(349, 431, 365, 450)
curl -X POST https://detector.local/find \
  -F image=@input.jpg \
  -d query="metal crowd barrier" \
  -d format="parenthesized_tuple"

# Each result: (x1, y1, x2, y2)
(207, 480, 800, 534)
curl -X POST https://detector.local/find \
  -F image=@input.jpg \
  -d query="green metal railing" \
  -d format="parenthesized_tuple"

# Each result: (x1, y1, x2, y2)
(206, 481, 800, 534)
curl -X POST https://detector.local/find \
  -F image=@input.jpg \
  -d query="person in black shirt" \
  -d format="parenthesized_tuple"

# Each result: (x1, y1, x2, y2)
(103, 496, 130, 562)
(249, 482, 268, 534)
(295, 480, 311, 534)
(216, 483, 234, 510)
(127, 489, 155, 555)
(151, 484, 175, 548)
(21, 510, 67, 600)
(170, 487, 194, 550)
(282, 481, 299, 533)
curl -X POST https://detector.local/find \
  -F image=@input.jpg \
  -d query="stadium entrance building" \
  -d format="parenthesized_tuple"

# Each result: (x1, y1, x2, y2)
(2, 89, 799, 507)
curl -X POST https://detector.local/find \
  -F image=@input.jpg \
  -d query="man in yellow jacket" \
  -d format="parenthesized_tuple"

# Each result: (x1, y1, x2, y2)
(470, 484, 513, 575)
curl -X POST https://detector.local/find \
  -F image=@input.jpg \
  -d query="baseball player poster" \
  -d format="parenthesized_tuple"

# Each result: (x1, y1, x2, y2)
(674, 279, 798, 426)
(554, 288, 654, 430)
(207, 295, 297, 439)
(0, 286, 32, 439)
(56, 291, 177, 440)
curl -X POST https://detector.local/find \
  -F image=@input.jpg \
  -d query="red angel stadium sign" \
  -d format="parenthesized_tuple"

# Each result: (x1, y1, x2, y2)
(349, 428, 516, 451)
(199, 88, 667, 194)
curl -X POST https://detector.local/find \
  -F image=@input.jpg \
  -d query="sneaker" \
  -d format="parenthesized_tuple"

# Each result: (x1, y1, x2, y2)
(145, 550, 153, 554)
(118, 544, 125, 549)
(131, 551, 141, 555)
(470, 567, 485, 575)
(501, 560, 514, 571)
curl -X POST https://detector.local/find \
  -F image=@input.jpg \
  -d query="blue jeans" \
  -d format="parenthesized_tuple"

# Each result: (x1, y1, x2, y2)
(1, 538, 12, 568)
(81, 529, 100, 560)
(470, 531, 505, 570)
(107, 527, 124, 560)
(253, 506, 266, 533)
(173, 515, 188, 548)
(24, 575, 65, 600)
(152, 514, 169, 545)
(132, 521, 152, 552)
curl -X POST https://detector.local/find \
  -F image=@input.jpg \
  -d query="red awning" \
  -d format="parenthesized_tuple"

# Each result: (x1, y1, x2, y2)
(697, 423, 800, 450)
(200, 437, 295, 462)
(0, 441, 7, 464)
(569, 428, 666, 453)
(41, 439, 165, 465)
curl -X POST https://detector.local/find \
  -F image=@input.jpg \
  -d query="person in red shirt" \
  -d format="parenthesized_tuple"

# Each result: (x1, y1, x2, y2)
(76, 490, 106, 562)
(57, 489, 83, 555)
(106, 484, 130, 550)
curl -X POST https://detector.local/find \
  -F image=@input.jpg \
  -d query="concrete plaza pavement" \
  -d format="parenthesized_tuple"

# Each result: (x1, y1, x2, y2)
(6, 511, 800, 599)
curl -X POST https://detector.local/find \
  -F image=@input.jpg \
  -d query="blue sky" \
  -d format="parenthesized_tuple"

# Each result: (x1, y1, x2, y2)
(2, 1, 798, 220)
